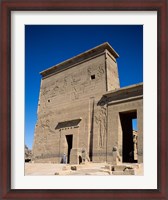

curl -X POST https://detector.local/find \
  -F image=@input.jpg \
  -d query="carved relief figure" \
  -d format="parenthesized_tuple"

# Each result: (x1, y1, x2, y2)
(87, 64, 104, 80)
(59, 76, 68, 94)
(133, 132, 138, 160)
(42, 87, 50, 96)
(87, 67, 92, 76)
(53, 80, 60, 95)
(97, 64, 104, 79)
(72, 74, 81, 85)
(95, 107, 107, 148)
(72, 86, 79, 99)
(41, 119, 55, 134)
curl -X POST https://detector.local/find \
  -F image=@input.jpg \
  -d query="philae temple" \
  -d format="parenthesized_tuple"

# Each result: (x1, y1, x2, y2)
(32, 42, 143, 165)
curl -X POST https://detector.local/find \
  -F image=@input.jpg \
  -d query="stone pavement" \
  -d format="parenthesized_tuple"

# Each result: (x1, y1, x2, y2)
(25, 162, 143, 176)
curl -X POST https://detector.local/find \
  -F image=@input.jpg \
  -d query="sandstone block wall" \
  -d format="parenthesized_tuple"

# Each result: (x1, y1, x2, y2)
(105, 84, 143, 164)
(32, 42, 143, 165)
(33, 45, 120, 164)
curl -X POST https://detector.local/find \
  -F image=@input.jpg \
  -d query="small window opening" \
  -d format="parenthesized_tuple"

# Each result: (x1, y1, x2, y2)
(48, 100, 50, 102)
(91, 74, 95, 80)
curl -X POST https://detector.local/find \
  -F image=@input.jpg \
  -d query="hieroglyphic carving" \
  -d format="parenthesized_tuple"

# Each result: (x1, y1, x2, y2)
(97, 64, 105, 79)
(87, 67, 92, 76)
(59, 76, 68, 94)
(72, 74, 81, 85)
(39, 111, 52, 119)
(87, 63, 104, 80)
(53, 80, 60, 94)
(42, 74, 82, 99)
(42, 87, 50, 96)
(72, 86, 79, 99)
(41, 119, 55, 134)
(40, 64, 104, 102)
(95, 106, 107, 148)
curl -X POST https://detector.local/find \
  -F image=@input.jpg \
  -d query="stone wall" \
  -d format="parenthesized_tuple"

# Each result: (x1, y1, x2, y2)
(33, 49, 120, 164)
(32, 43, 143, 165)
(106, 84, 143, 164)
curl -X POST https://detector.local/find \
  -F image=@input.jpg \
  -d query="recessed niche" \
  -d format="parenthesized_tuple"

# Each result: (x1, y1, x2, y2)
(91, 74, 95, 80)
(48, 100, 50, 102)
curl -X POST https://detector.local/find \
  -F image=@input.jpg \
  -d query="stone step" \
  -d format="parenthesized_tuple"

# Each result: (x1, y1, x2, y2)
(112, 165, 132, 171)
(105, 164, 140, 171)
(112, 169, 135, 175)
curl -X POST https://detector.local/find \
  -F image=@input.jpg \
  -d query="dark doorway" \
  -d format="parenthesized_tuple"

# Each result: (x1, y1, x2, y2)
(119, 111, 137, 163)
(66, 135, 73, 163)
(79, 155, 82, 164)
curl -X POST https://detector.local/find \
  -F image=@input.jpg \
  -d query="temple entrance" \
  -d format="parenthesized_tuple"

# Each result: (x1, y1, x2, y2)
(66, 135, 73, 163)
(119, 110, 138, 163)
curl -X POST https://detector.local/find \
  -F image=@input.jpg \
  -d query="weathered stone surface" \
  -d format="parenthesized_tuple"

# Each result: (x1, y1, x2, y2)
(25, 145, 32, 162)
(112, 171, 124, 175)
(25, 163, 143, 176)
(71, 166, 77, 170)
(123, 169, 135, 175)
(105, 165, 111, 170)
(112, 165, 128, 171)
(112, 169, 135, 175)
(62, 166, 69, 171)
(32, 42, 143, 167)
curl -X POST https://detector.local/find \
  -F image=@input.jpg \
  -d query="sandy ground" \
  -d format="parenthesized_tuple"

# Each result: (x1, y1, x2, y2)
(25, 162, 143, 176)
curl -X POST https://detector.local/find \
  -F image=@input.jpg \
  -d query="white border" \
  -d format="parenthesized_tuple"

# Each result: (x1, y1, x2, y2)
(11, 11, 157, 189)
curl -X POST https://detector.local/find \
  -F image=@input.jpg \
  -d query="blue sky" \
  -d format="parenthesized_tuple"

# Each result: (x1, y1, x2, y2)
(25, 25, 143, 149)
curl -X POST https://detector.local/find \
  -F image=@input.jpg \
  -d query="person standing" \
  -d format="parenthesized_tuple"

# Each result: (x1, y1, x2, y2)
(62, 153, 67, 164)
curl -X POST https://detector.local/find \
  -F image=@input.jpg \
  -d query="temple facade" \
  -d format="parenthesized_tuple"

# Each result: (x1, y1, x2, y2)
(32, 42, 143, 165)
